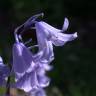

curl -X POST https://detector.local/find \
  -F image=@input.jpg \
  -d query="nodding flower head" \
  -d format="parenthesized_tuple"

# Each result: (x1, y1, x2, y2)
(12, 13, 77, 96)
(29, 88, 46, 96)
(13, 40, 51, 92)
(13, 13, 45, 75)
(34, 18, 77, 63)
(13, 13, 52, 93)
(35, 18, 77, 46)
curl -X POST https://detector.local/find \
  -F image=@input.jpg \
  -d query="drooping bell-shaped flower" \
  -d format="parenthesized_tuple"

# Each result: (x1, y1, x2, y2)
(0, 56, 10, 86)
(13, 17, 52, 93)
(35, 22, 54, 62)
(15, 64, 50, 92)
(13, 41, 51, 93)
(12, 40, 52, 76)
(35, 18, 77, 47)
(13, 41, 51, 92)
(12, 13, 77, 96)
(13, 42, 50, 91)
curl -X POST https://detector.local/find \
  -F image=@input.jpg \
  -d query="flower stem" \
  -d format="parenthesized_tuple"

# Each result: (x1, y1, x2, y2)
(6, 76, 10, 96)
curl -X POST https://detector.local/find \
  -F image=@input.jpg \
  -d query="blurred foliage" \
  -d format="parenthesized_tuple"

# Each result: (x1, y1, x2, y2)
(0, 0, 96, 96)
(0, 87, 6, 95)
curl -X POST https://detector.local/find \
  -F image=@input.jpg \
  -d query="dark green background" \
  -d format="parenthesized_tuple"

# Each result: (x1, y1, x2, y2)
(0, 0, 96, 96)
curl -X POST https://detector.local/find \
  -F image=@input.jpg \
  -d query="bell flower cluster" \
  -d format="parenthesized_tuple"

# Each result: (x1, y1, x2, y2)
(0, 13, 77, 96)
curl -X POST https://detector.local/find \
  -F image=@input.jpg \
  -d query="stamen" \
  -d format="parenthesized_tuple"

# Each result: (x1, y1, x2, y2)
(18, 35, 23, 41)
(14, 28, 19, 43)
(30, 27, 36, 29)
(18, 34, 33, 45)
(24, 38, 33, 45)
(14, 13, 44, 42)
(28, 45, 38, 49)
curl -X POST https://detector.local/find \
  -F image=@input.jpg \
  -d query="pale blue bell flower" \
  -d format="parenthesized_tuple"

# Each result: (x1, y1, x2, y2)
(35, 18, 77, 46)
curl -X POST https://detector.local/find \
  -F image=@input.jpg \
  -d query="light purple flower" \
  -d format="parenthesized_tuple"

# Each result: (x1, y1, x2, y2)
(35, 18, 77, 46)
(34, 18, 77, 64)
(13, 14, 52, 92)
(0, 56, 10, 86)
(12, 41, 51, 75)
(13, 41, 51, 92)
(15, 66, 50, 92)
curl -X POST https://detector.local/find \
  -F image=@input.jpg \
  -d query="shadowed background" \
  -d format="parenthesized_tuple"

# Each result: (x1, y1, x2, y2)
(0, 0, 96, 96)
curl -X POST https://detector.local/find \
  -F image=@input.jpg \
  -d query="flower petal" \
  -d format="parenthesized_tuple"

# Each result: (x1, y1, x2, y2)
(62, 18, 69, 31)
(35, 21, 60, 40)
(35, 21, 77, 47)
(13, 42, 33, 74)
(16, 73, 32, 92)
(30, 88, 46, 96)
(38, 21, 61, 33)
(35, 22, 48, 50)
(30, 71, 39, 89)
(52, 32, 77, 46)
(42, 41, 54, 62)
(37, 75, 50, 88)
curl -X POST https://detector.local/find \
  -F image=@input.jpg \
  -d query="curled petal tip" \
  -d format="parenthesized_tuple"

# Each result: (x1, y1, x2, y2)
(65, 17, 69, 23)
(62, 17, 69, 31)
(0, 56, 3, 63)
(34, 13, 44, 19)
(41, 13, 44, 17)
(73, 32, 78, 38)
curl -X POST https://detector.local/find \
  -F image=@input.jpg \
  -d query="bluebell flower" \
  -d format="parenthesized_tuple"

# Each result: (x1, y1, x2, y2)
(34, 18, 77, 64)
(35, 23, 54, 62)
(13, 42, 34, 77)
(35, 18, 77, 47)
(13, 39, 51, 92)
(13, 13, 77, 96)
(0, 56, 10, 86)
(12, 41, 51, 76)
